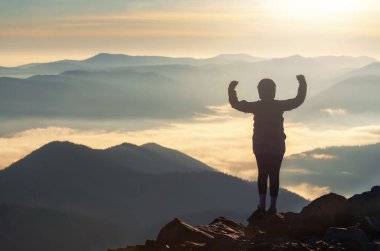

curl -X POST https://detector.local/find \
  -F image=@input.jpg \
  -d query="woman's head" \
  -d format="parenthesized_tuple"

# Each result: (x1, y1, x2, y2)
(257, 78, 276, 100)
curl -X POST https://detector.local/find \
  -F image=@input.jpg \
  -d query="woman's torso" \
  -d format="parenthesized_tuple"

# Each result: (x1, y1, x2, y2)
(252, 100, 286, 154)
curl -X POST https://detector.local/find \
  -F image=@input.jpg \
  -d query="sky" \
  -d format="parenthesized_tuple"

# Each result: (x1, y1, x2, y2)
(1, 0, 380, 66)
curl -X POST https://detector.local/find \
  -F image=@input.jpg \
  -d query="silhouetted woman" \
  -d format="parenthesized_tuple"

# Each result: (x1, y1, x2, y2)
(228, 75, 307, 214)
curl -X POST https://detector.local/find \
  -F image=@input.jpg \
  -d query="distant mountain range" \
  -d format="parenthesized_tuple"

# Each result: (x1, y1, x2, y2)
(0, 141, 307, 251)
(0, 53, 378, 125)
(0, 53, 375, 77)
(0, 69, 212, 119)
(0, 53, 264, 77)
(344, 62, 380, 78)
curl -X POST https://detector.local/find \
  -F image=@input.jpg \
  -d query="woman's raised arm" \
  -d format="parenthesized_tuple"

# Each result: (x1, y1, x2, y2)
(228, 80, 258, 113)
(279, 75, 307, 111)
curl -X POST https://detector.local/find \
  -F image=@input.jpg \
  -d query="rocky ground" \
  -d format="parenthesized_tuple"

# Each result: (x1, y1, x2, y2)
(110, 186, 380, 251)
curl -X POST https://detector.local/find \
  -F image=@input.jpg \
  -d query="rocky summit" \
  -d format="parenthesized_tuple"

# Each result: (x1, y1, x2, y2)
(110, 186, 380, 251)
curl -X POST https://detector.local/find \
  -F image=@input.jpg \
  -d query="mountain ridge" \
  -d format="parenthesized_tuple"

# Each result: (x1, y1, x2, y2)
(0, 140, 307, 248)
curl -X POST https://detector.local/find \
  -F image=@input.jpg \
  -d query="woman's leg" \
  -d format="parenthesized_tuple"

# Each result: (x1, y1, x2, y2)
(268, 154, 284, 210)
(255, 154, 270, 209)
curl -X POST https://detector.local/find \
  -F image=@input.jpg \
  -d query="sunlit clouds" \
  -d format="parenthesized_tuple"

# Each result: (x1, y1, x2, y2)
(320, 108, 347, 116)
(2, 104, 380, 199)
(287, 152, 337, 160)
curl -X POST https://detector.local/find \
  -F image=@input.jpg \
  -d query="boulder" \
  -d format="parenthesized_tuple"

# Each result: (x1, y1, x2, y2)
(197, 217, 246, 241)
(197, 217, 247, 250)
(360, 216, 380, 237)
(156, 218, 214, 245)
(300, 193, 347, 222)
(271, 241, 312, 251)
(298, 193, 348, 236)
(110, 240, 171, 251)
(340, 185, 380, 224)
(245, 211, 288, 239)
(323, 227, 371, 251)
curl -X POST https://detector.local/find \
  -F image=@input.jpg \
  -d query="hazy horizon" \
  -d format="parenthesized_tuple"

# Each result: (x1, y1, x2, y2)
(1, 52, 379, 68)
(0, 51, 379, 67)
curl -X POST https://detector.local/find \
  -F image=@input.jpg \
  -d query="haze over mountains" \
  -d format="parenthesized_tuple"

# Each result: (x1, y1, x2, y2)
(0, 53, 378, 133)
(0, 53, 263, 77)
(1, 52, 379, 199)
(0, 141, 306, 251)
(300, 75, 380, 121)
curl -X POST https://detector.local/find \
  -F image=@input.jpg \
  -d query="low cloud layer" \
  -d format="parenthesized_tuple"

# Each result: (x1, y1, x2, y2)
(1, 104, 380, 199)
(320, 108, 347, 116)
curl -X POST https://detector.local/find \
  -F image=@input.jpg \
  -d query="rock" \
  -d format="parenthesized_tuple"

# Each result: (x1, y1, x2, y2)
(155, 216, 269, 250)
(297, 193, 348, 236)
(373, 240, 380, 250)
(176, 241, 206, 251)
(360, 216, 380, 237)
(340, 185, 380, 225)
(323, 227, 371, 251)
(109, 240, 171, 251)
(143, 240, 171, 251)
(156, 218, 214, 245)
(281, 212, 305, 239)
(197, 217, 248, 251)
(313, 240, 330, 250)
(300, 193, 347, 223)
(245, 211, 288, 239)
(197, 217, 245, 241)
(306, 239, 347, 251)
(122, 240, 205, 251)
(272, 241, 312, 251)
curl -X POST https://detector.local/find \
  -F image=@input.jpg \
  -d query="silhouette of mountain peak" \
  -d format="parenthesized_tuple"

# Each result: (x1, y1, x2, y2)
(22, 141, 93, 164)
(106, 142, 140, 152)
(140, 143, 216, 172)
(85, 53, 130, 62)
(213, 53, 259, 60)
(2, 141, 97, 174)
(286, 54, 306, 60)
(38, 141, 89, 152)
(140, 142, 163, 149)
